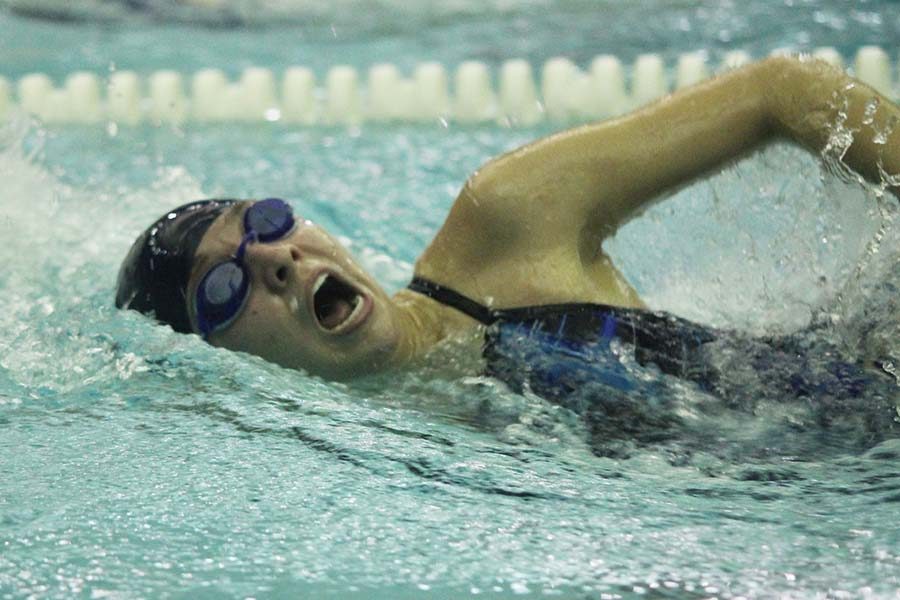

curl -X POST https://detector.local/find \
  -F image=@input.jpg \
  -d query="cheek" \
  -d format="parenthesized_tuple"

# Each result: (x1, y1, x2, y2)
(216, 297, 296, 355)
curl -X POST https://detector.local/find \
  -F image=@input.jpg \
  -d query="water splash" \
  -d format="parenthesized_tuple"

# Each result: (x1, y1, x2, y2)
(0, 116, 208, 395)
(608, 142, 884, 335)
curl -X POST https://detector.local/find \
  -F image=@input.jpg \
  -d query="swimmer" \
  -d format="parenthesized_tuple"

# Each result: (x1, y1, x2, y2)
(116, 56, 900, 395)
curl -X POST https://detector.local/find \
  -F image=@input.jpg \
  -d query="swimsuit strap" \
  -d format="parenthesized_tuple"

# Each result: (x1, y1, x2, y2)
(407, 276, 635, 325)
(407, 276, 497, 325)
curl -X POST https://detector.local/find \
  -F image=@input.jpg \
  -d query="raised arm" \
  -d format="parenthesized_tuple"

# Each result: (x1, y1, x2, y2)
(460, 56, 900, 246)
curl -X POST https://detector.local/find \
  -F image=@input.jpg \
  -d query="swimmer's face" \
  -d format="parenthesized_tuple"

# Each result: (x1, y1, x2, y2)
(187, 202, 400, 379)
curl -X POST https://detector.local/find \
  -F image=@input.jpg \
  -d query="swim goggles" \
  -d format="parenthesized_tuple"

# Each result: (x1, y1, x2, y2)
(194, 197, 295, 338)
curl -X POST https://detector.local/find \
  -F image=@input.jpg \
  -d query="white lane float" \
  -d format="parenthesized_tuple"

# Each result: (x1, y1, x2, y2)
(1, 46, 896, 126)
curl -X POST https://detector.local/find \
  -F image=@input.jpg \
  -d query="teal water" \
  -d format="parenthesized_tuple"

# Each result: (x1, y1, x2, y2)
(1, 2, 900, 598)
(1, 0, 899, 79)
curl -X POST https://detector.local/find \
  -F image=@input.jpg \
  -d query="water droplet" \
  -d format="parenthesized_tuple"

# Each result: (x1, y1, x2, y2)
(862, 98, 879, 125)
(872, 115, 897, 145)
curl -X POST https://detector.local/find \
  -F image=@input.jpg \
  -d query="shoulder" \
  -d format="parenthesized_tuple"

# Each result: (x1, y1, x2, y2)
(416, 178, 524, 274)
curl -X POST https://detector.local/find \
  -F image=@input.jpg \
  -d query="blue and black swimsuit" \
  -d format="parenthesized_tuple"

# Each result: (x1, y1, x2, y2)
(407, 276, 884, 402)
(408, 276, 722, 400)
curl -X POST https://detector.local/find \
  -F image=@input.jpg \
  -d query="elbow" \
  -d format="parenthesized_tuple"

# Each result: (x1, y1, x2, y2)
(760, 54, 849, 145)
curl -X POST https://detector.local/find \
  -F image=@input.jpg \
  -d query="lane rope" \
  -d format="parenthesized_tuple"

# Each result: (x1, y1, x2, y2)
(0, 46, 896, 126)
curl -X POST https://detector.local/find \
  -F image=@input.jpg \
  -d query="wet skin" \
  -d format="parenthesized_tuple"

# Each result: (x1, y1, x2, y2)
(185, 57, 900, 379)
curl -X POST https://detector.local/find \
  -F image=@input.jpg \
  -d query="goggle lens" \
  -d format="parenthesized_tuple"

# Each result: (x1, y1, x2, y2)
(245, 197, 295, 242)
(196, 262, 249, 333)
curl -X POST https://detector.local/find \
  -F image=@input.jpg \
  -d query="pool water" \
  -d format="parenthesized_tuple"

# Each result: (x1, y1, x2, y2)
(1, 1, 900, 598)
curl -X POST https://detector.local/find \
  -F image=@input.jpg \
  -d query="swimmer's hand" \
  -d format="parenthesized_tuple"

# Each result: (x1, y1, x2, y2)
(765, 55, 900, 201)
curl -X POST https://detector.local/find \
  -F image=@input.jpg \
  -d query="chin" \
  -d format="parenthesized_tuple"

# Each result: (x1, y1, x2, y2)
(346, 316, 401, 374)
(309, 311, 400, 380)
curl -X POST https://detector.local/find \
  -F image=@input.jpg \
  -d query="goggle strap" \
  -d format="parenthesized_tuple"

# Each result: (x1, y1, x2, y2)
(234, 231, 258, 263)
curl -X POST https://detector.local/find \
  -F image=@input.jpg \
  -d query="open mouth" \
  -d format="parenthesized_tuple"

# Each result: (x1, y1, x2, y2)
(312, 273, 364, 331)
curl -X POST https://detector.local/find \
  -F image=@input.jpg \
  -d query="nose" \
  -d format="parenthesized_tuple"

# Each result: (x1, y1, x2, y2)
(245, 242, 302, 292)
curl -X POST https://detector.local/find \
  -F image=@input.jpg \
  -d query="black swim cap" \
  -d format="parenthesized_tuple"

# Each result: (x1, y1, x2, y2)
(115, 199, 241, 333)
